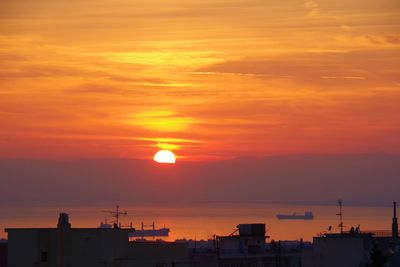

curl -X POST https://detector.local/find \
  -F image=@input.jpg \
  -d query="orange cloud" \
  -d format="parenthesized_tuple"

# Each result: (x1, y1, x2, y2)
(0, 0, 399, 160)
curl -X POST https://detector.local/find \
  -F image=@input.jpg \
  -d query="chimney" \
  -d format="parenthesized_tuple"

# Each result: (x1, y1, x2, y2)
(58, 213, 71, 229)
(392, 202, 398, 238)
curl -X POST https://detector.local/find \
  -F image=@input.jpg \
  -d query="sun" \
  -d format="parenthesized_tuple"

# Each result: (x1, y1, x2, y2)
(153, 150, 176, 164)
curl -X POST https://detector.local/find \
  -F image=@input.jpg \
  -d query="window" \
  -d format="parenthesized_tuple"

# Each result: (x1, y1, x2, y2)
(41, 251, 48, 262)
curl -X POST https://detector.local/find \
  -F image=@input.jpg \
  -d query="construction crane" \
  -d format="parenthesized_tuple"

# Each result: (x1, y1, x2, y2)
(102, 205, 127, 228)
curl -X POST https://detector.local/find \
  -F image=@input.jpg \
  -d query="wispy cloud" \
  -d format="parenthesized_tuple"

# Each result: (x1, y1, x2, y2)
(126, 110, 199, 133)
(304, 0, 320, 17)
(1, 0, 399, 159)
(197, 49, 400, 86)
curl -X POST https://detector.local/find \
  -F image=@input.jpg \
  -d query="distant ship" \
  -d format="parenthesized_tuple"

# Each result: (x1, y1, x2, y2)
(99, 221, 170, 238)
(99, 206, 170, 238)
(129, 227, 170, 238)
(276, 211, 314, 220)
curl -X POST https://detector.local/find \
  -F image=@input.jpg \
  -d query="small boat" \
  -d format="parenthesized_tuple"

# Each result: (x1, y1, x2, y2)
(276, 211, 314, 220)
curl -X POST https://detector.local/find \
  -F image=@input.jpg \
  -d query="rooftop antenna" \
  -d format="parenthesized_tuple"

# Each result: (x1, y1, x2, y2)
(337, 199, 344, 234)
(102, 205, 127, 228)
(392, 201, 398, 238)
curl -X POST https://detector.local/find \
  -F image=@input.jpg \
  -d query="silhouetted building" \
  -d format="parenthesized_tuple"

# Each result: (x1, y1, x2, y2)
(0, 239, 7, 267)
(303, 202, 400, 267)
(6, 213, 190, 267)
(6, 203, 399, 267)
(308, 232, 374, 267)
(216, 224, 304, 267)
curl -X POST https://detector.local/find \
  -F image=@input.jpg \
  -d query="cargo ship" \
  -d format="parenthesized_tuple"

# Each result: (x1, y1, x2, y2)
(99, 220, 170, 238)
(129, 222, 170, 238)
(99, 206, 170, 238)
(276, 211, 314, 220)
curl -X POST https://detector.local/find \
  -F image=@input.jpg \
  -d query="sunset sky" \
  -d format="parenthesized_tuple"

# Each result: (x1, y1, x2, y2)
(1, 0, 399, 161)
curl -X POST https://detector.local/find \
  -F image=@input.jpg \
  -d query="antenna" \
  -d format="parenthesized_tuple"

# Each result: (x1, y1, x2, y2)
(393, 201, 398, 238)
(337, 199, 344, 234)
(102, 205, 127, 228)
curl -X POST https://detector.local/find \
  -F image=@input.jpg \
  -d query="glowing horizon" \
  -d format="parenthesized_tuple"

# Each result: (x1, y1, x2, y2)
(153, 150, 176, 164)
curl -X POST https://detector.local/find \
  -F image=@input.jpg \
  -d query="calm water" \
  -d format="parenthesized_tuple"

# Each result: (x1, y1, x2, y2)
(0, 202, 393, 241)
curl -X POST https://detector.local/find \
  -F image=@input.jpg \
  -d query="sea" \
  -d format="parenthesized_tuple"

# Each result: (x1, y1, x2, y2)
(0, 202, 394, 242)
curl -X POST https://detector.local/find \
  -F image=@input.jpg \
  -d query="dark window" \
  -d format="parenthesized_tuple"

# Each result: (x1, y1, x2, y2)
(41, 251, 48, 262)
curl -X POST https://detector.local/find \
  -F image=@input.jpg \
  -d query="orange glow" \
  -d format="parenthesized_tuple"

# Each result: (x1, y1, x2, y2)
(154, 150, 176, 164)
(0, 0, 399, 160)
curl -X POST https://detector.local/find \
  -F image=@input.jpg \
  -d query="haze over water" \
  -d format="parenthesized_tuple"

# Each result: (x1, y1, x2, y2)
(0, 0, 399, 247)
(0, 202, 393, 242)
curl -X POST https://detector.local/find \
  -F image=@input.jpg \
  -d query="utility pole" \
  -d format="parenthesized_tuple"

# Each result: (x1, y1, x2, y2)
(392, 202, 398, 238)
(337, 199, 344, 234)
